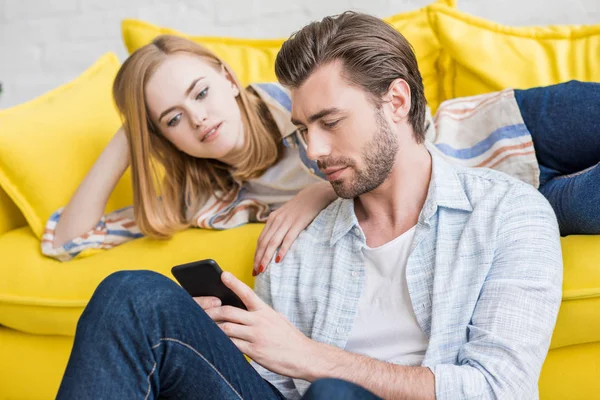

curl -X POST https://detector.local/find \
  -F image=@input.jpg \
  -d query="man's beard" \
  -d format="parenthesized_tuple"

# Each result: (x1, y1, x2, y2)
(319, 107, 398, 199)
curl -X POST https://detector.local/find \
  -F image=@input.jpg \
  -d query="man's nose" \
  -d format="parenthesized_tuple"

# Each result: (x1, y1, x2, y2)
(305, 128, 331, 161)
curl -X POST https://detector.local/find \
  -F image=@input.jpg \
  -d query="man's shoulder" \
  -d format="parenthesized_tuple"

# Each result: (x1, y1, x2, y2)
(455, 165, 553, 216)
(303, 197, 348, 236)
(266, 198, 347, 278)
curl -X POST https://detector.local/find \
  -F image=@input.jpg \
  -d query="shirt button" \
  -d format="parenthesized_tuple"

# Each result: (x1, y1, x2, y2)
(336, 327, 344, 334)
(353, 227, 360, 236)
(309, 168, 315, 174)
(351, 271, 359, 278)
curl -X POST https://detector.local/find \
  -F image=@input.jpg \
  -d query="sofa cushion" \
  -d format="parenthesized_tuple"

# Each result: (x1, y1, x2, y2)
(0, 53, 133, 238)
(429, 4, 600, 101)
(0, 224, 263, 336)
(121, 0, 455, 112)
(0, 225, 598, 350)
(0, 186, 25, 236)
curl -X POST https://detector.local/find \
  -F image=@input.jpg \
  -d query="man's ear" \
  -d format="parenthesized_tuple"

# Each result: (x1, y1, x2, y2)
(385, 78, 411, 123)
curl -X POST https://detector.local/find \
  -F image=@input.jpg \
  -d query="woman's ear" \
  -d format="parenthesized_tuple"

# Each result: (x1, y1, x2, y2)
(222, 65, 240, 97)
(385, 78, 411, 123)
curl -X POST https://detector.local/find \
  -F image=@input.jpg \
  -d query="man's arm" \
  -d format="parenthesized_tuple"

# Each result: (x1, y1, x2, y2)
(207, 186, 562, 400)
(302, 188, 562, 399)
(207, 271, 434, 399)
(431, 188, 562, 399)
(297, 342, 435, 399)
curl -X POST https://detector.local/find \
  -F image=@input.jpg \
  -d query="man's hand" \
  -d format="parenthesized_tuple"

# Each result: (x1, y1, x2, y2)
(194, 272, 318, 379)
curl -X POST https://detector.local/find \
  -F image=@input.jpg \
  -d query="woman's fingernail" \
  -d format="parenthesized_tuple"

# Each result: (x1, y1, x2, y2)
(259, 264, 265, 273)
(252, 269, 257, 277)
(275, 255, 281, 263)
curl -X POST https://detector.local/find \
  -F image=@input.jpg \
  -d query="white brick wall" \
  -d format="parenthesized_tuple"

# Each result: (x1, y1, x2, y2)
(0, 0, 598, 108)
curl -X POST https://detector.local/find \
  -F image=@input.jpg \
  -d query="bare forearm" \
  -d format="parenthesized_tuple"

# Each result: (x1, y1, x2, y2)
(317, 181, 338, 202)
(54, 128, 129, 247)
(300, 341, 436, 400)
(306, 181, 337, 207)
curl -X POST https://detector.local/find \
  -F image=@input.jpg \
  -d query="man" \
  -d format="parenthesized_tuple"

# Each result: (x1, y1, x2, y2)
(57, 12, 562, 400)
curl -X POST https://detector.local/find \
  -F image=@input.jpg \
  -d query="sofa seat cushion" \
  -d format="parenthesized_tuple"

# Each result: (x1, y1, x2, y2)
(0, 226, 598, 349)
(0, 224, 263, 336)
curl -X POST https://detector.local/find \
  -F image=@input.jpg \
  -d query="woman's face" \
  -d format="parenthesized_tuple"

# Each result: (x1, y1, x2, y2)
(145, 53, 245, 165)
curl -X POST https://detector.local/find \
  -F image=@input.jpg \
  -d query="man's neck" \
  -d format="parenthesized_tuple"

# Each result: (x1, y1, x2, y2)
(354, 143, 432, 248)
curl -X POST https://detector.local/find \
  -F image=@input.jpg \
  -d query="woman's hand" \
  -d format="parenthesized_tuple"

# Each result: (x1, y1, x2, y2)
(253, 182, 336, 275)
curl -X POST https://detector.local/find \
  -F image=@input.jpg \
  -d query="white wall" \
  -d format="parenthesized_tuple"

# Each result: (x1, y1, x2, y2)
(0, 0, 598, 108)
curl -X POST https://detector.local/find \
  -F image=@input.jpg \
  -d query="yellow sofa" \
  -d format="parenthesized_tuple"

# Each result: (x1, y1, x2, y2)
(1, 3, 599, 399)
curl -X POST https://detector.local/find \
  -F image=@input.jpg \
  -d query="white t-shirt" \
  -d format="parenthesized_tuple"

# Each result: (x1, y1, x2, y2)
(345, 226, 429, 366)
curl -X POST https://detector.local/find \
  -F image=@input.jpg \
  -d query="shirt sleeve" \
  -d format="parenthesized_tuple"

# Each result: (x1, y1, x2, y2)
(430, 186, 563, 399)
(251, 269, 302, 400)
(41, 206, 144, 262)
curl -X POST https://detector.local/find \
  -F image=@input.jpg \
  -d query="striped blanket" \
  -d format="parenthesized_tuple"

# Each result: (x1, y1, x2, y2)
(429, 89, 539, 188)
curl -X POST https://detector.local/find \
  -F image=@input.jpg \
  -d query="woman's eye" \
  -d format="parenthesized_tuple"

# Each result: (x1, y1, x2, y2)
(196, 87, 209, 100)
(324, 120, 339, 129)
(167, 114, 181, 127)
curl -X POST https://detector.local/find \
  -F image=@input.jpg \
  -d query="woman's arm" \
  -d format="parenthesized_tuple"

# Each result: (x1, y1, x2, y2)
(253, 181, 336, 275)
(53, 127, 130, 248)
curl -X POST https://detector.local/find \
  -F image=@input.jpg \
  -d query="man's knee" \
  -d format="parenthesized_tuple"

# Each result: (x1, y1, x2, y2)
(83, 270, 182, 321)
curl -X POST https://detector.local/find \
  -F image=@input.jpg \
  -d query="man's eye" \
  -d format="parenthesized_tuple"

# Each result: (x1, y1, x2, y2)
(324, 120, 339, 129)
(196, 87, 209, 100)
(167, 114, 181, 127)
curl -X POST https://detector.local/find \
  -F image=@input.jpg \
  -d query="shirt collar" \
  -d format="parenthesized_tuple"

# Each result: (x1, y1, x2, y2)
(329, 141, 473, 246)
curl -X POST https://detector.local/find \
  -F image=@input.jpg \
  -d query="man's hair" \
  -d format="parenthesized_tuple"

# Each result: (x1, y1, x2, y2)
(275, 11, 427, 143)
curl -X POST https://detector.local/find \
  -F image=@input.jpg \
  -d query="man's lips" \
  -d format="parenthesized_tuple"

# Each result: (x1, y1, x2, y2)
(321, 166, 348, 181)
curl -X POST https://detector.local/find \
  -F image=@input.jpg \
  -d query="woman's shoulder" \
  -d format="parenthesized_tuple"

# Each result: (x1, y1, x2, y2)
(248, 82, 291, 112)
(248, 83, 297, 140)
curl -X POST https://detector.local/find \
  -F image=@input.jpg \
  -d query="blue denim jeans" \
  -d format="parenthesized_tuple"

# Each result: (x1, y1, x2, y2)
(515, 80, 600, 235)
(56, 270, 382, 400)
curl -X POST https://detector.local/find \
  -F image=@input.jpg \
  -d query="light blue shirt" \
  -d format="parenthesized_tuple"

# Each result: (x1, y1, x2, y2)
(252, 144, 563, 399)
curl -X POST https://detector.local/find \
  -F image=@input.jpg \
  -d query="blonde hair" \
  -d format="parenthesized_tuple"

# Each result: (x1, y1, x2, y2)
(113, 35, 283, 239)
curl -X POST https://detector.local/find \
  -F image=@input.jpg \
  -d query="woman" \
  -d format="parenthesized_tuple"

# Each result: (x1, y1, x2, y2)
(41, 34, 336, 274)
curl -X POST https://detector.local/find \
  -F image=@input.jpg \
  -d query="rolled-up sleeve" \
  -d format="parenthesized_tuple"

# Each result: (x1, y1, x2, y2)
(41, 205, 143, 262)
(432, 187, 563, 399)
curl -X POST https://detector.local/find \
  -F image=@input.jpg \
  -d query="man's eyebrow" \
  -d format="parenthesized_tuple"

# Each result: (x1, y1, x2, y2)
(158, 77, 204, 122)
(291, 107, 342, 127)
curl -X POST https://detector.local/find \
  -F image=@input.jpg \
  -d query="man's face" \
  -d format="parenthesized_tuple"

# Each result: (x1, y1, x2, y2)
(290, 61, 398, 199)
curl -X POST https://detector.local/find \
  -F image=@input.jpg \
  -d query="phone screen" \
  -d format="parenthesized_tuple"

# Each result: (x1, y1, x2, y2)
(171, 259, 247, 310)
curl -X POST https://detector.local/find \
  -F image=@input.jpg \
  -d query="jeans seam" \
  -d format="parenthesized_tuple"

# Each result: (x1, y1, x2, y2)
(151, 338, 244, 400)
(144, 363, 157, 400)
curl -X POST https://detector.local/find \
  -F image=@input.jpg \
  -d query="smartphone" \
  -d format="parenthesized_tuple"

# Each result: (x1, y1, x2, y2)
(171, 259, 247, 310)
